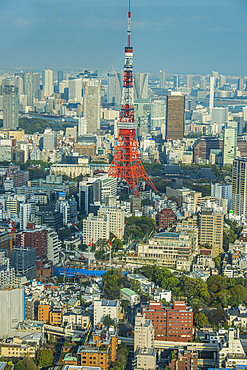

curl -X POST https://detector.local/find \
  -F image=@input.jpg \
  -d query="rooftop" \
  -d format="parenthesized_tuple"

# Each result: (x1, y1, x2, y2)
(153, 232, 179, 239)
(120, 288, 138, 297)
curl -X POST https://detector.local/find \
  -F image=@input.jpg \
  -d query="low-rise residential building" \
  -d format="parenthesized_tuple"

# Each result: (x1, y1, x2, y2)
(77, 323, 118, 370)
(0, 340, 38, 358)
(94, 300, 120, 326)
(120, 288, 140, 306)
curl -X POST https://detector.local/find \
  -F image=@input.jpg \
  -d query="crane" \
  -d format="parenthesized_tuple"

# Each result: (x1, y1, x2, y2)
(107, 221, 127, 269)
(72, 223, 94, 269)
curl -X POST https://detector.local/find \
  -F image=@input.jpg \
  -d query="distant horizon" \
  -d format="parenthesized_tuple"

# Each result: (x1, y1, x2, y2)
(0, 0, 247, 75)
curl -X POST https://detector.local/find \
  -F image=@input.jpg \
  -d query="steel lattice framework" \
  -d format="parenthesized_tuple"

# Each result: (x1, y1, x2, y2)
(108, 0, 157, 196)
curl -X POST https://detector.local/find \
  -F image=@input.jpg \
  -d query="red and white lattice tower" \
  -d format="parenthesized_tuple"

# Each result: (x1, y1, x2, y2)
(107, 0, 157, 197)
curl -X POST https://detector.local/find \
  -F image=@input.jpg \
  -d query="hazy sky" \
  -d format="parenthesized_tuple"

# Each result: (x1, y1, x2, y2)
(0, 0, 247, 75)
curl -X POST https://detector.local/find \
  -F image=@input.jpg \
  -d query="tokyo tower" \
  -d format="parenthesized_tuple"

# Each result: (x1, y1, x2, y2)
(107, 0, 157, 197)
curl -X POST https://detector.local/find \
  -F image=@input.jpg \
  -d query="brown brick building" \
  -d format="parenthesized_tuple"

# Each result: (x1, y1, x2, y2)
(77, 323, 118, 370)
(158, 208, 176, 230)
(16, 222, 48, 262)
(5, 164, 29, 187)
(168, 347, 198, 370)
(142, 301, 193, 342)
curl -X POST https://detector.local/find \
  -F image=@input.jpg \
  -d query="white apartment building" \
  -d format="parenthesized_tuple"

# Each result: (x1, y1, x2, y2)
(20, 203, 31, 230)
(94, 300, 120, 325)
(83, 213, 109, 245)
(134, 313, 154, 352)
(101, 177, 117, 201)
(98, 206, 125, 238)
(47, 230, 61, 265)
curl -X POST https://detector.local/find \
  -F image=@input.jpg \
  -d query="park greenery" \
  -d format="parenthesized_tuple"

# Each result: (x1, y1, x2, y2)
(143, 162, 163, 176)
(123, 216, 156, 243)
(223, 219, 242, 252)
(36, 349, 54, 368)
(140, 265, 247, 325)
(15, 356, 37, 370)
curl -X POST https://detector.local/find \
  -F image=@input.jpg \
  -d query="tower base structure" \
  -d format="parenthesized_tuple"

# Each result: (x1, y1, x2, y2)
(108, 127, 157, 196)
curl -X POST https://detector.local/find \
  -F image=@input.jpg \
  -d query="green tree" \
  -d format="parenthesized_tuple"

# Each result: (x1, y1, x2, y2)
(15, 361, 27, 370)
(117, 343, 129, 369)
(129, 279, 141, 293)
(194, 312, 209, 329)
(23, 356, 37, 370)
(36, 349, 54, 368)
(103, 315, 116, 327)
(121, 300, 129, 312)
(110, 362, 124, 370)
(214, 256, 221, 269)
(102, 270, 128, 300)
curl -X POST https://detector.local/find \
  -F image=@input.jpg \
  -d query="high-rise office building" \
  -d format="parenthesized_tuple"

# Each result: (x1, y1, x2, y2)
(211, 183, 232, 211)
(212, 71, 219, 87)
(166, 92, 185, 140)
(199, 209, 224, 257)
(209, 77, 214, 111)
(42, 130, 57, 151)
(200, 76, 207, 90)
(173, 75, 179, 90)
(219, 75, 226, 88)
(32, 73, 40, 100)
(78, 117, 87, 136)
(83, 79, 101, 134)
(24, 72, 34, 106)
(14, 76, 23, 94)
(0, 288, 25, 338)
(238, 77, 244, 92)
(160, 70, 166, 89)
(57, 71, 64, 87)
(3, 85, 19, 130)
(42, 69, 54, 98)
(134, 72, 148, 99)
(232, 158, 247, 216)
(69, 78, 82, 102)
(107, 72, 122, 105)
(186, 75, 192, 89)
(212, 107, 228, 125)
(151, 99, 166, 129)
(223, 121, 237, 165)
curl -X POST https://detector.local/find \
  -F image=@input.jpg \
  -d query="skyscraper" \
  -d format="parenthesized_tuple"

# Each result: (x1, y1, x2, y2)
(24, 72, 34, 106)
(83, 79, 101, 134)
(3, 85, 18, 130)
(186, 75, 192, 89)
(173, 75, 179, 90)
(151, 100, 166, 130)
(107, 72, 122, 105)
(200, 76, 207, 90)
(42, 69, 54, 98)
(69, 78, 82, 102)
(212, 71, 219, 87)
(219, 75, 226, 88)
(134, 72, 148, 99)
(32, 73, 40, 100)
(209, 76, 214, 111)
(223, 121, 237, 165)
(160, 70, 166, 89)
(232, 158, 247, 216)
(238, 77, 244, 92)
(166, 92, 185, 140)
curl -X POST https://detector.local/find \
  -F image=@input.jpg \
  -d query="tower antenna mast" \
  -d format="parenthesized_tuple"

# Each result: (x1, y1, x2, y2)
(107, 0, 157, 196)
